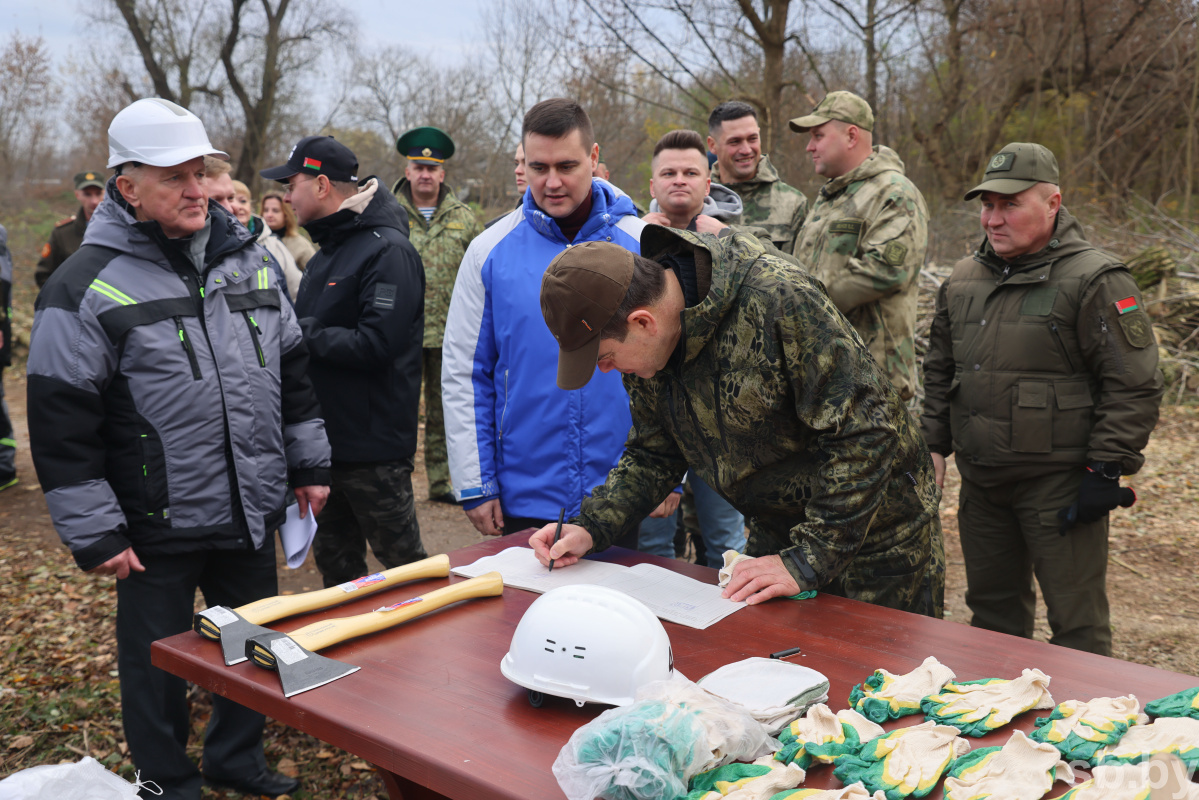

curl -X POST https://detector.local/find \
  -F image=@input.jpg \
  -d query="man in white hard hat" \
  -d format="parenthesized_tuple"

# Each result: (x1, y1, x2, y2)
(26, 97, 331, 800)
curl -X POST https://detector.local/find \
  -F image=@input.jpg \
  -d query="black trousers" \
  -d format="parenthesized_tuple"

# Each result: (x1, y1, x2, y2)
(116, 542, 278, 799)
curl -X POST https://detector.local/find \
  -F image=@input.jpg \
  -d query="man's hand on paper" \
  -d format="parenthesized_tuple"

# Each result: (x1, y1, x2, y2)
(722, 555, 800, 605)
(530, 523, 594, 568)
(465, 498, 505, 536)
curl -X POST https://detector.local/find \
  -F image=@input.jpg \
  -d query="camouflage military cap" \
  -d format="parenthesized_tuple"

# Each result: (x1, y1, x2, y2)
(789, 91, 874, 133)
(74, 171, 106, 190)
(541, 241, 635, 391)
(964, 142, 1059, 200)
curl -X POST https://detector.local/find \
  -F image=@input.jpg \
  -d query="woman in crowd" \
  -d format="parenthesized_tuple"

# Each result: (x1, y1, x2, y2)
(261, 189, 316, 272)
(231, 180, 303, 300)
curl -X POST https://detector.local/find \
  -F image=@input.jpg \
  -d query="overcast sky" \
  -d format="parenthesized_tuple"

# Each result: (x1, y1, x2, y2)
(0, 0, 486, 68)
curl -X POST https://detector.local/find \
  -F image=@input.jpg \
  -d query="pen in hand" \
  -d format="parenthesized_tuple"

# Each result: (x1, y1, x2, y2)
(548, 507, 565, 572)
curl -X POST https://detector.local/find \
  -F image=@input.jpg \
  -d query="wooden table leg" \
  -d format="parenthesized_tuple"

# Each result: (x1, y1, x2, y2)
(378, 769, 451, 800)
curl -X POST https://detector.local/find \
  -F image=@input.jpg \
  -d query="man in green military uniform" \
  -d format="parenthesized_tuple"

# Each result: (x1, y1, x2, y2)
(393, 126, 483, 503)
(707, 102, 807, 253)
(921, 143, 1163, 655)
(789, 92, 929, 401)
(35, 171, 106, 288)
(530, 228, 944, 615)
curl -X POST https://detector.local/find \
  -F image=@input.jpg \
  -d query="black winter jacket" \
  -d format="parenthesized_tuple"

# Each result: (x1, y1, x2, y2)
(296, 178, 425, 463)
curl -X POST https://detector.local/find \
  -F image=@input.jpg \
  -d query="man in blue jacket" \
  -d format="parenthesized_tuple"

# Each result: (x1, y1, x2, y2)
(443, 99, 646, 534)
(263, 136, 428, 586)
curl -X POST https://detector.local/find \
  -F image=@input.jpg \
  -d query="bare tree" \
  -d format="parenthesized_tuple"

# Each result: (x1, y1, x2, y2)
(0, 32, 57, 183)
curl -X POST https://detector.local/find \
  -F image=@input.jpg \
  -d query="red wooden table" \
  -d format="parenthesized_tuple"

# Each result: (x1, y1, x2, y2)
(152, 533, 1198, 799)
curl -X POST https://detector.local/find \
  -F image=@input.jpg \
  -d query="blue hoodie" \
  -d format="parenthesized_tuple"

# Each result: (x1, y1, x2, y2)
(442, 179, 645, 519)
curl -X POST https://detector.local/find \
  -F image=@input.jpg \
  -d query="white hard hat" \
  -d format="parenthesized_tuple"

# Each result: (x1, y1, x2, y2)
(501, 584, 673, 708)
(107, 98, 229, 169)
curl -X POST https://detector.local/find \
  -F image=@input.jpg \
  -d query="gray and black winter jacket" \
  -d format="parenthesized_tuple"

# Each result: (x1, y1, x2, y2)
(27, 178, 331, 570)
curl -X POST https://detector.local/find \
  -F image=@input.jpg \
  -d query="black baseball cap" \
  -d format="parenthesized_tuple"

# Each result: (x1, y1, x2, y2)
(261, 135, 359, 182)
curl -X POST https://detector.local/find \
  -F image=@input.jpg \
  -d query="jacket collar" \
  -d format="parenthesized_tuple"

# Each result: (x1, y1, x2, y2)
(818, 146, 904, 199)
(973, 206, 1094, 276)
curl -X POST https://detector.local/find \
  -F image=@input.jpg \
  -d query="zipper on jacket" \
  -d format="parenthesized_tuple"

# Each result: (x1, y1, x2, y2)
(1100, 315, 1126, 375)
(242, 310, 266, 367)
(174, 316, 202, 380)
(1048, 322, 1076, 373)
(497, 369, 509, 445)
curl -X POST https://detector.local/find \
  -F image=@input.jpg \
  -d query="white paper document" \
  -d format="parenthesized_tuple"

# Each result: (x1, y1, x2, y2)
(451, 546, 745, 629)
(279, 502, 318, 569)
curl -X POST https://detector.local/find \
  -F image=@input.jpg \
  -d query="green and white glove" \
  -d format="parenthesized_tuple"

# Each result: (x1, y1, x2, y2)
(1145, 687, 1199, 721)
(849, 657, 957, 723)
(771, 784, 887, 800)
(921, 668, 1055, 737)
(1093, 716, 1199, 770)
(1030, 695, 1149, 764)
(1058, 755, 1199, 800)
(775, 704, 884, 769)
(832, 720, 970, 799)
(942, 730, 1074, 800)
(684, 755, 805, 800)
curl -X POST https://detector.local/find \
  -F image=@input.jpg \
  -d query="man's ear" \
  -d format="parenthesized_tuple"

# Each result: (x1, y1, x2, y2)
(627, 308, 657, 334)
(1045, 190, 1062, 217)
(115, 175, 140, 208)
(706, 135, 717, 154)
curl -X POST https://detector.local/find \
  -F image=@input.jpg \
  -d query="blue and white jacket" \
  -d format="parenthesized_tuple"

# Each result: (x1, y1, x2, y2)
(442, 180, 644, 519)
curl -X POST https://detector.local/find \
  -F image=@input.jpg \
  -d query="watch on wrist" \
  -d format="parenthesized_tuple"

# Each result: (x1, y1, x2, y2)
(1089, 460, 1122, 480)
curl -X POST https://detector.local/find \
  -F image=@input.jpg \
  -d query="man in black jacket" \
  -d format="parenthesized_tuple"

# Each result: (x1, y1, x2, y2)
(263, 136, 428, 586)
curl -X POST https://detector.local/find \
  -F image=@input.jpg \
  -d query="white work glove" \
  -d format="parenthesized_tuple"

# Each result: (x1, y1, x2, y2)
(832, 720, 971, 798)
(1030, 695, 1149, 764)
(922, 668, 1055, 737)
(718, 551, 754, 587)
(1093, 716, 1199, 767)
(686, 755, 805, 800)
(777, 704, 885, 768)
(1058, 754, 1199, 799)
(771, 783, 887, 800)
(850, 656, 957, 722)
(943, 729, 1074, 800)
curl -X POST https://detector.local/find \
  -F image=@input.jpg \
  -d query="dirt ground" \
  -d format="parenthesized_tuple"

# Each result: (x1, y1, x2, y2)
(2, 366, 1197, 794)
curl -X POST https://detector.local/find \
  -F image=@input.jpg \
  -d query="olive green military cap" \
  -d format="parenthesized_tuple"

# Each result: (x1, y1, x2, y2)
(397, 126, 455, 164)
(74, 171, 106, 190)
(964, 142, 1059, 200)
(789, 91, 874, 133)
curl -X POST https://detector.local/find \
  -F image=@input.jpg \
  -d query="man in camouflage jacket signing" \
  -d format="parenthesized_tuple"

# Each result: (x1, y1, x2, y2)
(789, 91, 928, 401)
(531, 226, 944, 615)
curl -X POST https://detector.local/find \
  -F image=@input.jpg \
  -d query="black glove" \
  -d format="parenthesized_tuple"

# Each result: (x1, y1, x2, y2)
(1058, 462, 1136, 534)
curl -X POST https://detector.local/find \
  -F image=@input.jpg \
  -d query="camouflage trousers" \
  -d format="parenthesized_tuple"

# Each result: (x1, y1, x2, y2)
(422, 347, 450, 498)
(820, 517, 945, 618)
(313, 457, 428, 588)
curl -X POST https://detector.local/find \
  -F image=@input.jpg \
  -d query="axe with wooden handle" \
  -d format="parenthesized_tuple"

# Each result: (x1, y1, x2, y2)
(193, 554, 451, 665)
(245, 571, 504, 697)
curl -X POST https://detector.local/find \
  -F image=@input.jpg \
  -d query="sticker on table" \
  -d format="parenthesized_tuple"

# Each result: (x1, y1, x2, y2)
(198, 606, 238, 626)
(377, 598, 424, 613)
(339, 573, 386, 593)
(271, 638, 308, 665)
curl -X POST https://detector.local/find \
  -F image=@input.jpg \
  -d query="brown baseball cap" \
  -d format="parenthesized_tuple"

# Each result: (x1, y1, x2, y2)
(789, 91, 874, 133)
(541, 241, 635, 390)
(964, 142, 1059, 200)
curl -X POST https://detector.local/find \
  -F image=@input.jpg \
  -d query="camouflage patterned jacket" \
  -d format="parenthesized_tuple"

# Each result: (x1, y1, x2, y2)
(577, 228, 943, 602)
(792, 146, 928, 401)
(394, 180, 482, 348)
(713, 155, 808, 253)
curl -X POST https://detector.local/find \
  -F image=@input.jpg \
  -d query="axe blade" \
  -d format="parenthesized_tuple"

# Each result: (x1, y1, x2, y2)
(193, 606, 272, 666)
(245, 630, 360, 698)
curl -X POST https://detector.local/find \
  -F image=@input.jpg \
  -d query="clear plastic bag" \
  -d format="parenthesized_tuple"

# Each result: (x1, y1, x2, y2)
(554, 673, 776, 800)
(0, 757, 145, 800)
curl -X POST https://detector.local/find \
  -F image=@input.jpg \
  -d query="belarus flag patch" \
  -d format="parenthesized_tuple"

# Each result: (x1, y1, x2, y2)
(1114, 296, 1139, 315)
(302, 157, 322, 171)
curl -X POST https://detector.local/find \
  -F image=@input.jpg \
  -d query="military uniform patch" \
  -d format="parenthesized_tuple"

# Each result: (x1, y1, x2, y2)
(1116, 309, 1153, 348)
(828, 219, 864, 237)
(447, 222, 465, 230)
(373, 282, 396, 310)
(40, 242, 51, 259)
(883, 241, 908, 266)
(988, 152, 1016, 172)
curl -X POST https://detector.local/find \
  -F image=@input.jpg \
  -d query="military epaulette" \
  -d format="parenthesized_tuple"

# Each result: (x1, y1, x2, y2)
(55, 216, 77, 228)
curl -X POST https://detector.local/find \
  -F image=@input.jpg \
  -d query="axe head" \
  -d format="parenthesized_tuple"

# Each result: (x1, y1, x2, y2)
(194, 606, 276, 666)
(245, 630, 360, 698)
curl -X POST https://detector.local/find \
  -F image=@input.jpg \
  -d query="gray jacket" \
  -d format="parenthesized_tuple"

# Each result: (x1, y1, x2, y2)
(27, 179, 331, 570)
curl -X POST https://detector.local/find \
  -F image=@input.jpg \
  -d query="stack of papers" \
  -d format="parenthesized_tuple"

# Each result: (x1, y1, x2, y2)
(451, 547, 745, 630)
